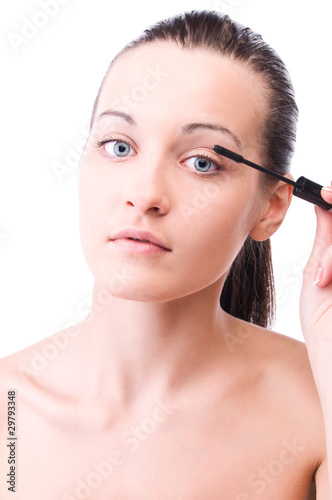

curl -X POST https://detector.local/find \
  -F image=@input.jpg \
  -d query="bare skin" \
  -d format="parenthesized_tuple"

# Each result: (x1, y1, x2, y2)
(0, 43, 328, 498)
(0, 316, 326, 499)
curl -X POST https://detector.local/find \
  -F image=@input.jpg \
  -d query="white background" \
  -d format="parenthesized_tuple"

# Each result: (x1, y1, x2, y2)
(0, 0, 331, 357)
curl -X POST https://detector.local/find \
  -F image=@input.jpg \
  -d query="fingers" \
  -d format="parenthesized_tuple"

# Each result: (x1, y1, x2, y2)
(310, 200, 332, 287)
(321, 185, 332, 205)
(313, 250, 332, 288)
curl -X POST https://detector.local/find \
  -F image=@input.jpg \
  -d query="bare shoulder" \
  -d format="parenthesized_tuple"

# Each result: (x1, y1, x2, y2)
(252, 323, 322, 406)
(0, 320, 85, 391)
(0, 338, 47, 385)
(227, 314, 321, 393)
(230, 316, 326, 466)
(0, 343, 41, 407)
(0, 331, 72, 419)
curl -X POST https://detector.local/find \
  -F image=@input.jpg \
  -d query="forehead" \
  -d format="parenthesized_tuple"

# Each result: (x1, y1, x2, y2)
(95, 42, 268, 150)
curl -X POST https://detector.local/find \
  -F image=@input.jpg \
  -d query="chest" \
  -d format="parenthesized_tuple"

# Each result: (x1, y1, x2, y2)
(4, 396, 312, 500)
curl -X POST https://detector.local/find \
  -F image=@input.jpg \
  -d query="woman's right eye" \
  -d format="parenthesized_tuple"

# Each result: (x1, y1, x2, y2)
(102, 140, 132, 157)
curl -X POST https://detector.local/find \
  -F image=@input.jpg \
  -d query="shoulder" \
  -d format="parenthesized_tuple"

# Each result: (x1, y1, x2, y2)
(0, 321, 88, 412)
(241, 320, 323, 412)
(226, 314, 319, 389)
(260, 325, 327, 490)
(252, 324, 321, 405)
(0, 344, 40, 408)
(224, 313, 314, 377)
(0, 330, 73, 415)
(0, 319, 85, 388)
(224, 314, 326, 456)
(0, 338, 46, 386)
(0, 331, 82, 443)
(234, 318, 326, 467)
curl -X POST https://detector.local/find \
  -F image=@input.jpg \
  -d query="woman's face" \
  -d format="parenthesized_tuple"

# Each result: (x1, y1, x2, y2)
(78, 42, 272, 302)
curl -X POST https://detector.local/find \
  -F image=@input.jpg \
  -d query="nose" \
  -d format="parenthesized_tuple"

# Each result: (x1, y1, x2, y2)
(124, 154, 171, 215)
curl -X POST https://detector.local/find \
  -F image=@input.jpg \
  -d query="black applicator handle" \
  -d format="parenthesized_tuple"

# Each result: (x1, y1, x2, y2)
(293, 177, 332, 211)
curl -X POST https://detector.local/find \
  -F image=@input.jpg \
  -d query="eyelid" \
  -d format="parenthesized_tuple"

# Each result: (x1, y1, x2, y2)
(96, 135, 134, 148)
(183, 147, 226, 162)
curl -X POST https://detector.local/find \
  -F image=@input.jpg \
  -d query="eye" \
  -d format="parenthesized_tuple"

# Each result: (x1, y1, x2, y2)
(105, 140, 131, 157)
(184, 155, 222, 174)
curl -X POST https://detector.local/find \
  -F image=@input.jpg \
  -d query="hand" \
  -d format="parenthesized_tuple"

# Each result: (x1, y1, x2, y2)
(300, 186, 332, 344)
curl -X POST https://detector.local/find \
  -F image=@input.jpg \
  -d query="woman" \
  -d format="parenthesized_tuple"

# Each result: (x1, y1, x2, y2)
(1, 10, 331, 499)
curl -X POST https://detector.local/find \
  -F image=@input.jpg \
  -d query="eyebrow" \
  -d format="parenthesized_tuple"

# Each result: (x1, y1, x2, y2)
(181, 122, 242, 148)
(95, 110, 242, 148)
(96, 110, 136, 126)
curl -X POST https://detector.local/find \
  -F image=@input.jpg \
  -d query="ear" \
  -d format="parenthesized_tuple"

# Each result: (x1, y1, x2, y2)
(250, 177, 293, 242)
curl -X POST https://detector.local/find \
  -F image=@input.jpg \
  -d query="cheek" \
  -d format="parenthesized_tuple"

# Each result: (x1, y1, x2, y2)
(77, 162, 110, 268)
(78, 148, 122, 228)
(175, 181, 258, 285)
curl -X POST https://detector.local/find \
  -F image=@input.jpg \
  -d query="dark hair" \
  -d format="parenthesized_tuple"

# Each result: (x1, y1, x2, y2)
(91, 10, 298, 328)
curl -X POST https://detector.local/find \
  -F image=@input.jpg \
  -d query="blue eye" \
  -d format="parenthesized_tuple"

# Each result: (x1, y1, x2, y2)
(193, 157, 212, 172)
(185, 155, 221, 174)
(104, 140, 132, 157)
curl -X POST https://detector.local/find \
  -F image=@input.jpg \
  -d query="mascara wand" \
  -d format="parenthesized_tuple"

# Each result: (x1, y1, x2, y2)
(213, 145, 332, 211)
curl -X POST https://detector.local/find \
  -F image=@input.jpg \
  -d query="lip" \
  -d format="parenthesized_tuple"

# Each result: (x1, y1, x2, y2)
(110, 228, 171, 252)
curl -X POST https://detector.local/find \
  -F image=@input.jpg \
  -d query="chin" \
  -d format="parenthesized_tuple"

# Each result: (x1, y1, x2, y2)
(98, 285, 178, 304)
(90, 266, 166, 300)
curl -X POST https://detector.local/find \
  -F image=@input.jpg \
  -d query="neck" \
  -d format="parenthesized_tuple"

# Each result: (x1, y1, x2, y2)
(74, 277, 228, 408)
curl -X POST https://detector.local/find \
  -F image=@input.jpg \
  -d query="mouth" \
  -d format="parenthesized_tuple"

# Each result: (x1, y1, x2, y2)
(127, 237, 156, 244)
(121, 236, 167, 249)
(110, 228, 171, 251)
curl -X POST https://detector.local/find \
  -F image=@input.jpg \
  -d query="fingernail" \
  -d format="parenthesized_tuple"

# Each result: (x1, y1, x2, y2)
(322, 186, 332, 193)
(314, 266, 323, 285)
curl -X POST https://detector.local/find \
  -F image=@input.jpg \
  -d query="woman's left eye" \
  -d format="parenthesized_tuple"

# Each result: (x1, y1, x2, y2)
(101, 140, 132, 157)
(184, 156, 221, 174)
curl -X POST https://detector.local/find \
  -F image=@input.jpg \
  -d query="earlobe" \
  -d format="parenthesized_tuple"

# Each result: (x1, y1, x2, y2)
(250, 181, 293, 242)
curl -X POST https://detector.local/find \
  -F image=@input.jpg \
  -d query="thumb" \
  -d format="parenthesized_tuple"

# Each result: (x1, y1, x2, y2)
(321, 185, 332, 204)
(305, 203, 332, 287)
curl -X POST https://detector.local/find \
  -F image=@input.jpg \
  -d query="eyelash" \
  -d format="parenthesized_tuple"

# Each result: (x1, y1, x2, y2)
(96, 136, 123, 148)
(96, 136, 225, 176)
